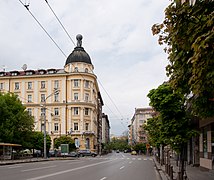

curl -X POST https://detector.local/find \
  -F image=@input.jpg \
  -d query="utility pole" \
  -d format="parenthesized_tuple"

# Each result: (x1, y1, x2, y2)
(42, 89, 59, 159)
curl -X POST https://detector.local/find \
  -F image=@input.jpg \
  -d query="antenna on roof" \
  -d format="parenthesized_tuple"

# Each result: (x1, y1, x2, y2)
(22, 64, 27, 71)
(2, 65, 7, 72)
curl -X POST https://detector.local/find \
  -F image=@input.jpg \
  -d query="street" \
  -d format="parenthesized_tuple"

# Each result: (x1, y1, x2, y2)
(0, 152, 160, 180)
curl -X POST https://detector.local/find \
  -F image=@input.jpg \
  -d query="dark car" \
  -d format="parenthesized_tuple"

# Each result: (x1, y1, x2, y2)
(78, 150, 97, 157)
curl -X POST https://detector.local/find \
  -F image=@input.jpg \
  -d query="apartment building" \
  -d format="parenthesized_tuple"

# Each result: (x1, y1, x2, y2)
(0, 35, 104, 153)
(129, 107, 154, 145)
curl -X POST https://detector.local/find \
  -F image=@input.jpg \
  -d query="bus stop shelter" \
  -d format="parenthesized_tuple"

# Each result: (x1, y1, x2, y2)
(0, 143, 22, 160)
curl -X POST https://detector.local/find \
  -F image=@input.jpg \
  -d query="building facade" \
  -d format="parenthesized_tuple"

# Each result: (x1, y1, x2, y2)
(129, 107, 154, 146)
(102, 113, 110, 145)
(0, 35, 104, 153)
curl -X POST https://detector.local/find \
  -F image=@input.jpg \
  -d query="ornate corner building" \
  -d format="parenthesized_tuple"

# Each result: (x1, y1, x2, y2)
(0, 35, 105, 153)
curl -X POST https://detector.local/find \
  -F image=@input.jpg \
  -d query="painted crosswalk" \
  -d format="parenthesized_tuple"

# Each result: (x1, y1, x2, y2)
(85, 157, 153, 161)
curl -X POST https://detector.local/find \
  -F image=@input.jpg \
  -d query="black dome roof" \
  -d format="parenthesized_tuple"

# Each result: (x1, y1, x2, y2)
(65, 34, 92, 66)
(65, 46, 92, 65)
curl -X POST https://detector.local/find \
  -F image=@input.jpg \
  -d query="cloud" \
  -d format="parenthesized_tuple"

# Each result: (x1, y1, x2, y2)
(0, 0, 170, 135)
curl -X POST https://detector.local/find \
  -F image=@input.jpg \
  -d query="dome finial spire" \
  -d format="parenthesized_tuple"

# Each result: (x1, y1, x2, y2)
(76, 34, 83, 47)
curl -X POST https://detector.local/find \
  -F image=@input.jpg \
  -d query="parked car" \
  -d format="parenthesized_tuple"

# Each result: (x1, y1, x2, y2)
(116, 150, 120, 153)
(131, 150, 137, 155)
(68, 151, 80, 157)
(78, 150, 97, 157)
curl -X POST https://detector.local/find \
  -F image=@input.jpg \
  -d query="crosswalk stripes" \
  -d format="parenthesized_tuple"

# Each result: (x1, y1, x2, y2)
(84, 157, 153, 161)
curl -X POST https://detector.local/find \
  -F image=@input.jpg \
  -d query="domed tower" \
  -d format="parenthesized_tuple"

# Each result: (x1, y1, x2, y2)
(64, 34, 94, 73)
(63, 35, 103, 153)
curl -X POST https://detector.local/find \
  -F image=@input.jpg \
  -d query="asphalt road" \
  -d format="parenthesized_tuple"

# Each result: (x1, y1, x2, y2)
(0, 152, 160, 180)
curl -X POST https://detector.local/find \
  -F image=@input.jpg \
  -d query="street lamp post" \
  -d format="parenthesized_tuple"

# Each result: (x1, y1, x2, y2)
(42, 89, 59, 159)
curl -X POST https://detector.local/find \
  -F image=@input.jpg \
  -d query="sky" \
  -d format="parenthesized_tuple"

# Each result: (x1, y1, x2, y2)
(0, 0, 171, 136)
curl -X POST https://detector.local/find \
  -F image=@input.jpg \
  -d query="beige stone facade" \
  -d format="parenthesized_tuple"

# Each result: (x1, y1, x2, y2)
(0, 36, 104, 153)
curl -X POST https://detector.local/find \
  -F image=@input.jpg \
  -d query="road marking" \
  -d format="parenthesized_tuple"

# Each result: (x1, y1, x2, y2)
(129, 161, 132, 164)
(120, 166, 125, 170)
(132, 158, 136, 160)
(21, 165, 57, 172)
(143, 159, 147, 160)
(138, 158, 142, 160)
(100, 177, 107, 180)
(26, 159, 116, 180)
(67, 161, 84, 165)
(8, 165, 22, 169)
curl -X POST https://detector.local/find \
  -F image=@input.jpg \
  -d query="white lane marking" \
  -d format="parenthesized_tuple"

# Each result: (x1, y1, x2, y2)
(26, 159, 116, 180)
(67, 161, 84, 165)
(138, 158, 141, 160)
(129, 161, 132, 164)
(143, 159, 147, 160)
(132, 158, 136, 160)
(127, 158, 130, 159)
(120, 166, 125, 170)
(100, 177, 107, 180)
(8, 165, 22, 169)
(21, 165, 57, 172)
(121, 154, 125, 158)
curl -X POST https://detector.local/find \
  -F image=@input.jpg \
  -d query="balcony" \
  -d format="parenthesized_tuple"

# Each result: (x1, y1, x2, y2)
(82, 131, 95, 135)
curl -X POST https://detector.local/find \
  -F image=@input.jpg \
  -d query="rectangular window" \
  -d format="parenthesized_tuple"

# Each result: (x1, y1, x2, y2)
(41, 94, 45, 102)
(85, 80, 89, 88)
(54, 93, 59, 102)
(85, 108, 89, 116)
(85, 93, 89, 102)
(41, 108, 45, 116)
(28, 82, 32, 89)
(54, 80, 59, 89)
(74, 107, 79, 115)
(54, 123, 59, 132)
(28, 95, 32, 102)
(27, 108, 32, 116)
(74, 93, 78, 100)
(0, 83, 3, 90)
(74, 79, 79, 87)
(85, 123, 89, 131)
(41, 81, 45, 89)
(54, 108, 59, 116)
(74, 123, 78, 131)
(15, 82, 19, 90)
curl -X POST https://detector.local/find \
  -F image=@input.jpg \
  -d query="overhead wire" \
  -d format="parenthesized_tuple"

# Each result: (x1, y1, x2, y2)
(18, 0, 128, 131)
(18, 0, 67, 58)
(44, 0, 76, 46)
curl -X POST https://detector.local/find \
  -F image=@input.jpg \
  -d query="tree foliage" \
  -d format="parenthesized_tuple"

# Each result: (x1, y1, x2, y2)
(152, 1, 214, 117)
(146, 83, 197, 151)
(54, 136, 76, 152)
(30, 131, 51, 151)
(110, 137, 130, 151)
(0, 92, 34, 148)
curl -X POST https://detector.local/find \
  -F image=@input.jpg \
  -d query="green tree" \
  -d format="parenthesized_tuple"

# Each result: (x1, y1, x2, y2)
(144, 116, 163, 148)
(0, 92, 34, 148)
(147, 83, 196, 150)
(152, 0, 214, 117)
(30, 131, 51, 152)
(132, 143, 146, 154)
(147, 83, 198, 179)
(54, 136, 76, 152)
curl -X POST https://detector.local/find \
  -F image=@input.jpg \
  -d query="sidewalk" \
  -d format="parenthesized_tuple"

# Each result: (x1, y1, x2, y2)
(153, 156, 214, 180)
